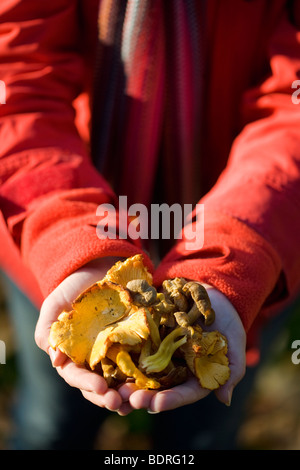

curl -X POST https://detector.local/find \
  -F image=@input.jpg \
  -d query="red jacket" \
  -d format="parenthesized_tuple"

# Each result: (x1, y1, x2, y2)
(0, 0, 300, 360)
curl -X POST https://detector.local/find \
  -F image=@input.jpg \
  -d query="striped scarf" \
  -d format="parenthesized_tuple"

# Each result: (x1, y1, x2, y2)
(91, 0, 206, 209)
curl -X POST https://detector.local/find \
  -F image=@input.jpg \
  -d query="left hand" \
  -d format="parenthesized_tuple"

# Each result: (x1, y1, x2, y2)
(117, 285, 247, 415)
(35, 257, 126, 412)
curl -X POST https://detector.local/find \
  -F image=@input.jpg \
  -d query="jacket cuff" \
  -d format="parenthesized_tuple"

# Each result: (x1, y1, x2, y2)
(153, 211, 282, 333)
(21, 189, 154, 297)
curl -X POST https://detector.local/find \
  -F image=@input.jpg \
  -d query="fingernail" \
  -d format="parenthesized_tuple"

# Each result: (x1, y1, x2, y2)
(225, 388, 233, 407)
(147, 410, 160, 414)
(48, 347, 56, 367)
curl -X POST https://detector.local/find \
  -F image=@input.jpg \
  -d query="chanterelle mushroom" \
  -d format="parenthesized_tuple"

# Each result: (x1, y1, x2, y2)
(175, 282, 215, 327)
(103, 254, 153, 287)
(126, 279, 157, 306)
(49, 281, 133, 364)
(107, 345, 161, 389)
(88, 308, 153, 369)
(180, 325, 230, 390)
(139, 327, 187, 374)
(162, 278, 189, 312)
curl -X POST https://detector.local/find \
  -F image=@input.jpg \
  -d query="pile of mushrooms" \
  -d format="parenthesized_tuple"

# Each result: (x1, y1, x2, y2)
(49, 255, 230, 391)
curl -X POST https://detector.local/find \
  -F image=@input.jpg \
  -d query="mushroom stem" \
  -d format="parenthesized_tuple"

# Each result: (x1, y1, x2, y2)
(140, 327, 187, 373)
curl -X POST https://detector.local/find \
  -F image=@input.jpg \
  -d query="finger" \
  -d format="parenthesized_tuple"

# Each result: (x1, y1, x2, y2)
(215, 332, 246, 406)
(127, 389, 157, 410)
(214, 353, 246, 406)
(149, 378, 210, 412)
(118, 382, 140, 401)
(117, 382, 141, 415)
(117, 401, 135, 416)
(81, 388, 122, 412)
(129, 378, 210, 413)
(35, 294, 66, 353)
(55, 359, 108, 395)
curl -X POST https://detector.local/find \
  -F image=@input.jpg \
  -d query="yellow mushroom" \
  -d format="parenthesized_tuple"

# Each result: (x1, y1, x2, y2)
(180, 325, 230, 390)
(140, 327, 187, 374)
(49, 281, 133, 365)
(103, 254, 153, 287)
(88, 308, 154, 369)
(175, 282, 215, 327)
(162, 278, 189, 312)
(107, 345, 161, 389)
(126, 279, 157, 307)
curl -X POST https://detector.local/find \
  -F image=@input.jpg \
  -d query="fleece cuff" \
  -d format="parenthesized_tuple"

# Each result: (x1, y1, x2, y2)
(153, 211, 282, 333)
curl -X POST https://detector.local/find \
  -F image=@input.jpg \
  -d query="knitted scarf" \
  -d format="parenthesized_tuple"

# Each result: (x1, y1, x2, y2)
(91, 0, 206, 209)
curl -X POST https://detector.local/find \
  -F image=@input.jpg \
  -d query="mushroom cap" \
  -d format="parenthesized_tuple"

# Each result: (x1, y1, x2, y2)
(126, 279, 157, 306)
(89, 308, 153, 369)
(49, 281, 134, 364)
(194, 353, 230, 390)
(180, 326, 230, 390)
(103, 254, 153, 287)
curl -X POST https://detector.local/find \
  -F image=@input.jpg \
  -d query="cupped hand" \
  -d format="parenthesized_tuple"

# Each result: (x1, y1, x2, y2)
(34, 256, 125, 412)
(117, 284, 247, 415)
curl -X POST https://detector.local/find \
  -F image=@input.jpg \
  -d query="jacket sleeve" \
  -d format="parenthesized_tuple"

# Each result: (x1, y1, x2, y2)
(154, 5, 300, 335)
(0, 0, 152, 302)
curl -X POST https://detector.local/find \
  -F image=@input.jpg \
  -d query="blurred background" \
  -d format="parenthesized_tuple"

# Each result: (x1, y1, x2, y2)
(1, 281, 300, 451)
